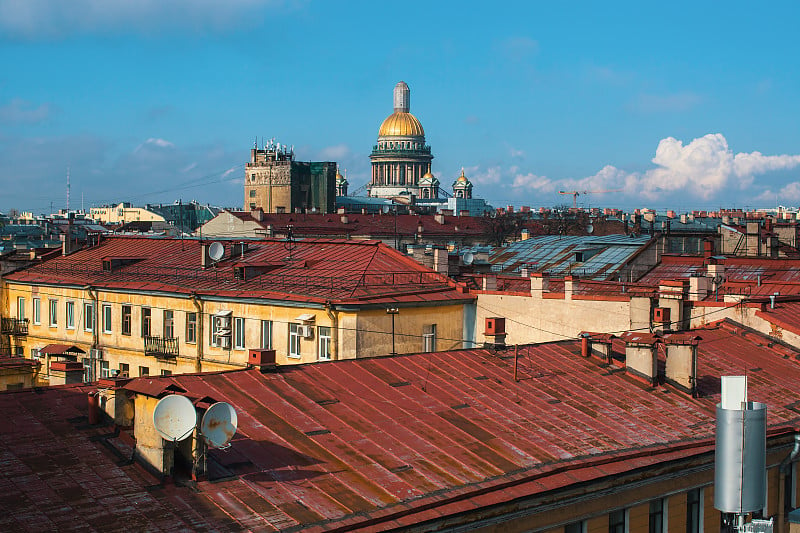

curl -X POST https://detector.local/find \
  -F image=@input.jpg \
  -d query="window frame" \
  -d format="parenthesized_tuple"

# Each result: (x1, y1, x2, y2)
(84, 302, 94, 332)
(423, 324, 437, 352)
(17, 296, 25, 320)
(139, 366, 149, 377)
(318, 326, 331, 361)
(141, 307, 151, 337)
(66, 301, 75, 330)
(48, 299, 58, 327)
(186, 312, 197, 344)
(121, 304, 132, 336)
(260, 320, 272, 350)
(686, 488, 702, 533)
(164, 309, 174, 339)
(288, 323, 302, 358)
(32, 298, 40, 325)
(102, 303, 112, 334)
(649, 498, 665, 533)
(609, 508, 627, 533)
(234, 317, 246, 350)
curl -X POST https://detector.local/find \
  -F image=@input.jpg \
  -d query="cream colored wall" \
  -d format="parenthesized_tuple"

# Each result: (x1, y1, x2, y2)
(0, 366, 37, 389)
(133, 395, 171, 474)
(476, 293, 632, 345)
(199, 211, 262, 238)
(5, 278, 458, 376)
(90, 204, 166, 224)
(354, 304, 464, 358)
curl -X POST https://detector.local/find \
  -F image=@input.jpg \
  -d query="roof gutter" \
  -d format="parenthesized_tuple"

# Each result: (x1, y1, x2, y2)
(325, 300, 338, 361)
(191, 292, 203, 373)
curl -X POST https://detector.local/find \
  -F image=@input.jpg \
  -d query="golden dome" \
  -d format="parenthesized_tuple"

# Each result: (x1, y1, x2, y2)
(457, 168, 468, 182)
(378, 112, 425, 137)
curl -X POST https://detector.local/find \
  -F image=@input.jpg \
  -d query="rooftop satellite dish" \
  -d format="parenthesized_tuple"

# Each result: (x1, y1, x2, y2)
(586, 224, 594, 234)
(153, 394, 197, 442)
(200, 402, 238, 449)
(382, 205, 390, 214)
(208, 241, 224, 262)
(463, 251, 474, 265)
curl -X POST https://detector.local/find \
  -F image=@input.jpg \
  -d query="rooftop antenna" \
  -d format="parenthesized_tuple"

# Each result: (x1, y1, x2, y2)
(66, 166, 70, 212)
(153, 394, 197, 442)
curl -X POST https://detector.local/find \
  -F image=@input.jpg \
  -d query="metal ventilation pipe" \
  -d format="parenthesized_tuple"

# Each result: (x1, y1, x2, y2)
(778, 432, 800, 533)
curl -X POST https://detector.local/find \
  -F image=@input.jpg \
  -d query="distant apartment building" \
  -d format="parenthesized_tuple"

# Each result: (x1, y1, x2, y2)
(1, 235, 474, 382)
(89, 201, 218, 232)
(244, 141, 337, 214)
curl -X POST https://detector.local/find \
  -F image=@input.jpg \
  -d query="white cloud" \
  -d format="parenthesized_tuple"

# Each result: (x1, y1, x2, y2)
(0, 98, 54, 123)
(510, 148, 525, 158)
(466, 133, 800, 207)
(135, 137, 175, 153)
(512, 172, 554, 192)
(0, 0, 292, 38)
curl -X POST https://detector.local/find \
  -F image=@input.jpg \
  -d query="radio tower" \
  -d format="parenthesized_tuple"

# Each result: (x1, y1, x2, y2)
(66, 166, 71, 212)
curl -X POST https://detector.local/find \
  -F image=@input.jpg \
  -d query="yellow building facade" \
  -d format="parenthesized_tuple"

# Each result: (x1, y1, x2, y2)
(2, 236, 473, 382)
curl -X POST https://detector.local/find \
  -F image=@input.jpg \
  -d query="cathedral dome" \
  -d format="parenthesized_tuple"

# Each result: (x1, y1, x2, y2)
(378, 112, 425, 138)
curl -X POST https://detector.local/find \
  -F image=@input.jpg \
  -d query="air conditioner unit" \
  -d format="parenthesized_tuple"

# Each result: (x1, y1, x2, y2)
(297, 325, 313, 338)
(90, 348, 103, 360)
(215, 328, 231, 337)
(220, 336, 231, 349)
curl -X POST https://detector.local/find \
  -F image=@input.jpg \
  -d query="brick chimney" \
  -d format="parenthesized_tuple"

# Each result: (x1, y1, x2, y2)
(433, 248, 448, 275)
(564, 275, 578, 301)
(530, 272, 549, 298)
(663, 335, 700, 395)
(482, 275, 497, 291)
(621, 332, 660, 386)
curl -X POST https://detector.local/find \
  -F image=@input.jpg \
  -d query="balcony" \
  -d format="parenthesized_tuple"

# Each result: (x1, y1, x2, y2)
(1, 317, 29, 336)
(144, 336, 179, 359)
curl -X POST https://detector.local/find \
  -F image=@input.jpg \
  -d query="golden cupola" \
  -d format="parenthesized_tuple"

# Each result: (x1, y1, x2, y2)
(377, 81, 425, 138)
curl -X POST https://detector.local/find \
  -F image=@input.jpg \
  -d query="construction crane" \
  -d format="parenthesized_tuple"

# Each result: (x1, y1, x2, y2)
(558, 189, 622, 208)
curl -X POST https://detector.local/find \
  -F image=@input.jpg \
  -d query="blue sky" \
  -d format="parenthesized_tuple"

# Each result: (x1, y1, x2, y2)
(2, 0, 800, 214)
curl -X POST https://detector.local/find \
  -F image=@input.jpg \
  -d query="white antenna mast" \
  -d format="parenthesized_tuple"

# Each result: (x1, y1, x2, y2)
(66, 166, 70, 212)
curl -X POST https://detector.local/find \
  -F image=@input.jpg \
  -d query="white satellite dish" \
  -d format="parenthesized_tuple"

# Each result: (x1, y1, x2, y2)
(463, 251, 474, 265)
(208, 242, 225, 262)
(586, 224, 594, 234)
(153, 394, 197, 442)
(200, 402, 238, 449)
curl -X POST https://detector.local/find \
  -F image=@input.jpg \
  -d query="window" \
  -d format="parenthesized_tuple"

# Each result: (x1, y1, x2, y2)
(249, 189, 256, 197)
(686, 489, 701, 533)
(186, 312, 197, 344)
(84, 302, 94, 332)
(66, 301, 75, 330)
(138, 366, 149, 377)
(318, 326, 331, 360)
(260, 320, 272, 349)
(32, 298, 40, 325)
(121, 305, 131, 336)
(161, 369, 172, 376)
(249, 203, 256, 210)
(118, 363, 129, 377)
(276, 206, 286, 214)
(164, 310, 174, 339)
(100, 360, 110, 378)
(289, 323, 302, 358)
(49, 299, 58, 327)
(17, 297, 25, 320)
(565, 522, 585, 533)
(785, 461, 797, 514)
(423, 324, 437, 352)
(141, 307, 151, 337)
(609, 509, 626, 533)
(102, 304, 112, 333)
(234, 317, 245, 349)
(649, 499, 665, 533)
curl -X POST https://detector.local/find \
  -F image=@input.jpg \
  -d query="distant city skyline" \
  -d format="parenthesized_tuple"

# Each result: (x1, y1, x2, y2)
(2, 0, 800, 213)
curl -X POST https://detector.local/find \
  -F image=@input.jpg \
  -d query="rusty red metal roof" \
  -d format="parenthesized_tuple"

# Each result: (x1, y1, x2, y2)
(4, 236, 473, 306)
(119, 322, 800, 529)
(39, 344, 86, 355)
(6, 321, 800, 531)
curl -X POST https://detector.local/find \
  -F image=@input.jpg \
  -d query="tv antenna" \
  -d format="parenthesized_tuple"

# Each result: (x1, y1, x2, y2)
(153, 394, 197, 442)
(200, 402, 238, 449)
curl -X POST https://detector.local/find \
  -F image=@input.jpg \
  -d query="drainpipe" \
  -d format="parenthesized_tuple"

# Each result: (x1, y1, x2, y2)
(85, 285, 98, 381)
(778, 432, 800, 533)
(191, 292, 203, 373)
(324, 301, 339, 360)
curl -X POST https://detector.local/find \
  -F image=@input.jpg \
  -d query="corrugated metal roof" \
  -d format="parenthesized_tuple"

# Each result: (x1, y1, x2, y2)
(5, 236, 472, 306)
(7, 321, 800, 531)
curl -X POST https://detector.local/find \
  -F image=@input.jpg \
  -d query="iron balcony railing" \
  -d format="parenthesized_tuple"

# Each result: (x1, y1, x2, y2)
(144, 336, 179, 359)
(1, 317, 29, 336)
